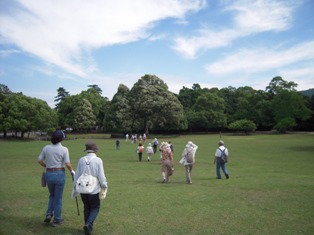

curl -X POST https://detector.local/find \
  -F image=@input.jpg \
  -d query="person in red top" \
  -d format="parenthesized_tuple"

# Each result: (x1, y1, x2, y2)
(136, 143, 144, 161)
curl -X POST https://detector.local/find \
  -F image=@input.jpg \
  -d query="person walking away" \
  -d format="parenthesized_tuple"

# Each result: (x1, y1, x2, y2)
(116, 139, 120, 150)
(214, 140, 229, 179)
(179, 141, 198, 184)
(160, 142, 174, 183)
(136, 143, 144, 161)
(72, 141, 108, 235)
(125, 133, 129, 142)
(146, 143, 154, 161)
(153, 138, 158, 154)
(37, 130, 75, 226)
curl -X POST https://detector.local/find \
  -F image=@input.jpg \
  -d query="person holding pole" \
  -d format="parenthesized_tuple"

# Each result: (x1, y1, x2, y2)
(37, 130, 75, 226)
(72, 141, 108, 235)
(214, 140, 229, 179)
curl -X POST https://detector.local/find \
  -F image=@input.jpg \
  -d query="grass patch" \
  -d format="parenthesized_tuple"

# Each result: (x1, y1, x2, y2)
(0, 133, 314, 234)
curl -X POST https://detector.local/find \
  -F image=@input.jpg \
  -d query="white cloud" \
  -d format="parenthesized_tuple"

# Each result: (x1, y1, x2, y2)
(0, 0, 206, 77)
(205, 40, 314, 75)
(173, 0, 298, 58)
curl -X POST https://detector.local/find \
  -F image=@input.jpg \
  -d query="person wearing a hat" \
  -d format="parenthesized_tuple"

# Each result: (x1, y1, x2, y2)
(72, 141, 108, 235)
(160, 142, 174, 183)
(214, 140, 229, 179)
(37, 130, 75, 227)
(146, 143, 154, 161)
(179, 141, 198, 184)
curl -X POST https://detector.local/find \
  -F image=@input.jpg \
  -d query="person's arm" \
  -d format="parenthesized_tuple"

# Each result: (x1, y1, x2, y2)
(37, 159, 46, 168)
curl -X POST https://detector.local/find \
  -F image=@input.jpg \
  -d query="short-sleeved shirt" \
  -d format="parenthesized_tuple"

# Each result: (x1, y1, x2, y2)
(215, 146, 228, 158)
(38, 143, 70, 168)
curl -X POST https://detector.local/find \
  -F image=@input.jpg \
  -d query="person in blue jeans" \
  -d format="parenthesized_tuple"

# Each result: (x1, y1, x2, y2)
(37, 130, 75, 227)
(72, 141, 108, 235)
(214, 140, 229, 179)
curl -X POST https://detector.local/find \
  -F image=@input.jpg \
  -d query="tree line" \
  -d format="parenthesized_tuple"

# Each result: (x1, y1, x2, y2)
(1, 75, 313, 138)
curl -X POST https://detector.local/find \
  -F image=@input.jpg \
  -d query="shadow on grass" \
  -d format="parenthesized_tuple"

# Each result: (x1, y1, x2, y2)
(4, 214, 83, 235)
(288, 146, 314, 152)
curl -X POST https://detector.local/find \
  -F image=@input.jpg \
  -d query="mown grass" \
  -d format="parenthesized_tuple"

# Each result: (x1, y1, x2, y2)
(0, 133, 313, 235)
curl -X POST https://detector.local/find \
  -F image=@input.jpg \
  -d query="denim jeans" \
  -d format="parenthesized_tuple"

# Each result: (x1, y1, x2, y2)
(46, 170, 66, 221)
(81, 193, 100, 227)
(216, 158, 228, 179)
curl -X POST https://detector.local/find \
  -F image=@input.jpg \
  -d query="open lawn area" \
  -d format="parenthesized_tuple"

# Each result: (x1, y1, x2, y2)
(0, 133, 313, 235)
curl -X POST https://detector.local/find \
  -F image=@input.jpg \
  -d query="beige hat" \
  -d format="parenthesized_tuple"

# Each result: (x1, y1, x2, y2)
(84, 141, 99, 152)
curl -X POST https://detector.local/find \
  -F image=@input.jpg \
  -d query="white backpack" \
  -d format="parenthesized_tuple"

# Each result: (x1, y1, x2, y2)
(76, 156, 99, 194)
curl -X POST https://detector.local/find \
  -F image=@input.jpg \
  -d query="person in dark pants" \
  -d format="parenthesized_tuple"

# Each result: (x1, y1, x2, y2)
(72, 141, 108, 235)
(136, 143, 144, 161)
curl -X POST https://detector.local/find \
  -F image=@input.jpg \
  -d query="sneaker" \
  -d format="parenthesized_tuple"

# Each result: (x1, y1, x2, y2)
(162, 179, 166, 183)
(226, 174, 229, 179)
(83, 224, 92, 235)
(52, 219, 64, 227)
(44, 213, 53, 223)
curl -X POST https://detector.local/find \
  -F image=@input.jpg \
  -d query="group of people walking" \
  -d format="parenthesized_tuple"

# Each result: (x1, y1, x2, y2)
(37, 130, 229, 234)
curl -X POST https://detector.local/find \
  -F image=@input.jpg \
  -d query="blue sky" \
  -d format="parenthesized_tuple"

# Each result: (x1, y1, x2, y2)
(1, 0, 313, 107)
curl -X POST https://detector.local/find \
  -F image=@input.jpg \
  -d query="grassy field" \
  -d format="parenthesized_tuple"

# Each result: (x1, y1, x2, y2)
(0, 133, 313, 235)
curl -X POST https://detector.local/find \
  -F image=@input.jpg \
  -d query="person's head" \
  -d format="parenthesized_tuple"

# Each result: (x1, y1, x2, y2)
(148, 143, 151, 146)
(84, 141, 99, 153)
(51, 130, 65, 144)
(139, 143, 142, 146)
(186, 141, 193, 148)
(218, 140, 224, 146)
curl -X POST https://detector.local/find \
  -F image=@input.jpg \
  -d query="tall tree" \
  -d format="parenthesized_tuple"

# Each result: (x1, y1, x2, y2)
(88, 84, 102, 95)
(272, 90, 312, 132)
(107, 84, 132, 132)
(72, 98, 96, 132)
(128, 74, 184, 132)
(54, 87, 70, 110)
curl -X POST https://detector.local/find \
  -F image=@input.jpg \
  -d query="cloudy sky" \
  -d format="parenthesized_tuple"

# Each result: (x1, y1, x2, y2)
(1, 0, 313, 107)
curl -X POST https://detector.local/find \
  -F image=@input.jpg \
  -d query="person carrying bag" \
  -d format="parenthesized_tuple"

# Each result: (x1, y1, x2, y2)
(72, 141, 108, 235)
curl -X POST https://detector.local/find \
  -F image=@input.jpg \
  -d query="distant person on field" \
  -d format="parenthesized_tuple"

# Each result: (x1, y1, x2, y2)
(143, 133, 147, 142)
(214, 140, 229, 179)
(37, 130, 75, 227)
(116, 139, 120, 150)
(153, 138, 158, 154)
(136, 143, 144, 162)
(179, 141, 198, 184)
(160, 142, 174, 183)
(146, 143, 154, 161)
(125, 133, 129, 142)
(72, 141, 108, 235)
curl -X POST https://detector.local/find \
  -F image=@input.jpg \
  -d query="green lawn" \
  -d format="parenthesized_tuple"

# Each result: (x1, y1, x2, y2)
(0, 133, 313, 235)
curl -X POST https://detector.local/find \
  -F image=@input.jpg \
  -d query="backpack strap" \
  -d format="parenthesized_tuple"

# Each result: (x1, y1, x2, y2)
(82, 156, 95, 174)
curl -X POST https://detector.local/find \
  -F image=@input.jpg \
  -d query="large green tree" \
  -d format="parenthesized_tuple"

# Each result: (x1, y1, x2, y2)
(128, 74, 184, 132)
(72, 98, 96, 132)
(107, 84, 132, 132)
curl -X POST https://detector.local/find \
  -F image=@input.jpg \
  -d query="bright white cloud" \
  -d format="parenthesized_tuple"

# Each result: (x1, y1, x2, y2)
(173, 0, 298, 58)
(0, 0, 206, 77)
(205, 40, 314, 75)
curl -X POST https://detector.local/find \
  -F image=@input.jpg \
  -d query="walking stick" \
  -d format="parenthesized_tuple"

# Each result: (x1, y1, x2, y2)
(72, 175, 80, 216)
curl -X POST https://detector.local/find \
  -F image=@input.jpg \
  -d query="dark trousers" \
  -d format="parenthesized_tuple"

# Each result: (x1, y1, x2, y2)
(138, 152, 143, 161)
(81, 193, 100, 227)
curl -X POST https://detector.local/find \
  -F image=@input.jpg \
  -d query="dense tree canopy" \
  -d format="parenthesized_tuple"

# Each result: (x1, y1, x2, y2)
(1, 75, 313, 137)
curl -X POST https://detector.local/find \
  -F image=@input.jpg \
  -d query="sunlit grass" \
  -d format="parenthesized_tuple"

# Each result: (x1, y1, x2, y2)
(0, 133, 313, 234)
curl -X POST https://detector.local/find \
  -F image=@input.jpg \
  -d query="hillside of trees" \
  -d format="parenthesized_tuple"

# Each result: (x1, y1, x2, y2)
(1, 75, 313, 138)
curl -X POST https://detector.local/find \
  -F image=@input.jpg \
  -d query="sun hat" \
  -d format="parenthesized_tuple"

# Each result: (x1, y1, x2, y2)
(84, 141, 99, 153)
